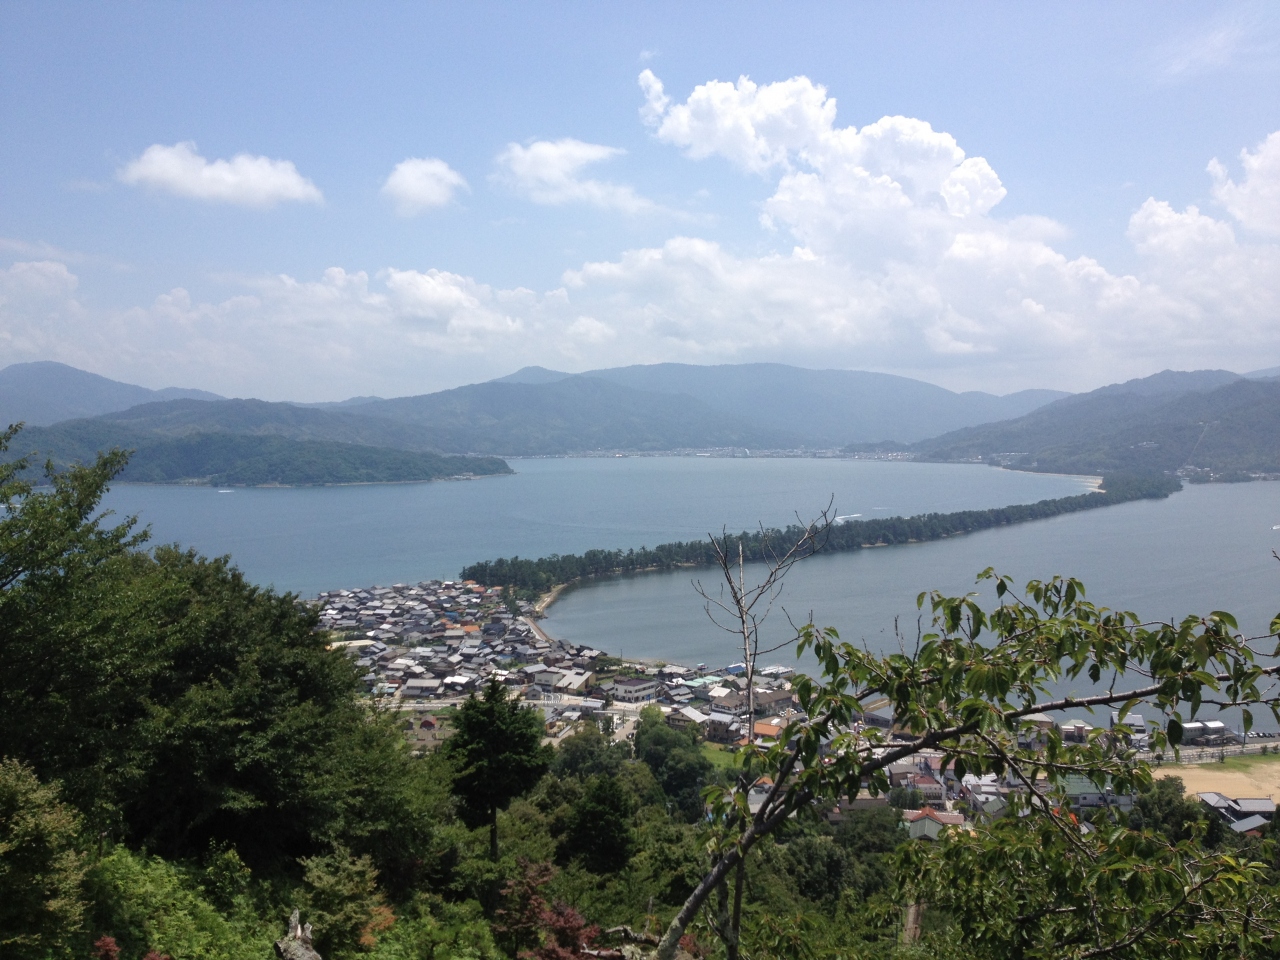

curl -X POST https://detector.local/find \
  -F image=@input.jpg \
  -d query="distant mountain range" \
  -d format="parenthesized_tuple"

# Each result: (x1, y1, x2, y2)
(494, 362, 1068, 446)
(0, 360, 1075, 466)
(912, 369, 1280, 478)
(4, 359, 1278, 484)
(0, 361, 222, 426)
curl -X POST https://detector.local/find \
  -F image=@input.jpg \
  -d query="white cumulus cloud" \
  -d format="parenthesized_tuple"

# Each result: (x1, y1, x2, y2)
(1209, 131, 1280, 235)
(381, 157, 468, 216)
(494, 138, 654, 213)
(119, 141, 323, 207)
(640, 69, 835, 173)
(0, 260, 89, 368)
(9, 73, 1280, 399)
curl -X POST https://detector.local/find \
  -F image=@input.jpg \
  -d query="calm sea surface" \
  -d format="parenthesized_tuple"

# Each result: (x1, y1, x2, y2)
(100, 458, 1092, 597)
(543, 479, 1280, 706)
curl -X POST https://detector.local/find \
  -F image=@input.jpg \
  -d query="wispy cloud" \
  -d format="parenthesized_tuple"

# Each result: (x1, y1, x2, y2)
(0, 236, 130, 270)
(1149, 6, 1278, 82)
(119, 141, 323, 208)
(493, 138, 656, 214)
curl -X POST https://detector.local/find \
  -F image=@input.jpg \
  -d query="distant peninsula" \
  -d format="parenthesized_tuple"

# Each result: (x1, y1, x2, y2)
(5, 427, 512, 487)
(462, 472, 1182, 597)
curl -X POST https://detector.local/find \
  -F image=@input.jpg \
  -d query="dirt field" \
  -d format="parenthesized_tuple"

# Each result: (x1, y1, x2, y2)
(1159, 754, 1280, 798)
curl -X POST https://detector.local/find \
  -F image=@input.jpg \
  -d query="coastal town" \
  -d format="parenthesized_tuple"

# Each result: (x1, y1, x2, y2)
(312, 577, 803, 748)
(313, 578, 1278, 842)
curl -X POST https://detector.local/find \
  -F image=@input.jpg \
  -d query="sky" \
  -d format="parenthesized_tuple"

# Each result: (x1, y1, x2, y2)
(1, 1, 1279, 401)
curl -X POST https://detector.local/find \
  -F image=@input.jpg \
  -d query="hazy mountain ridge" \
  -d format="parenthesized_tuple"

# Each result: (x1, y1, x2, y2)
(913, 373, 1280, 477)
(355, 376, 796, 454)
(494, 362, 1072, 445)
(0, 361, 222, 426)
(3, 361, 1075, 459)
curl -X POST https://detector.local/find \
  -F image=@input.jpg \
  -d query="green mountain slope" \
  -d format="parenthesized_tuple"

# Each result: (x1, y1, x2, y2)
(356, 375, 796, 453)
(913, 372, 1280, 478)
(97, 397, 448, 451)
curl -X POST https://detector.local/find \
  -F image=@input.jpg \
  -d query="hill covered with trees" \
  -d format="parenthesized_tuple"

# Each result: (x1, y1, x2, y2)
(911, 371, 1280, 479)
(4, 418, 511, 486)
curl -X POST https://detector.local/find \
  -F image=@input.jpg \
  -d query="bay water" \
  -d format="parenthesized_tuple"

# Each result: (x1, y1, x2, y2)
(99, 458, 1280, 725)
(99, 457, 1092, 597)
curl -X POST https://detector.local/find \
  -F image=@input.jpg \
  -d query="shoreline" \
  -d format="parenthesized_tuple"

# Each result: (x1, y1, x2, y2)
(110, 471, 513, 489)
(533, 582, 568, 615)
(517, 471, 1149, 621)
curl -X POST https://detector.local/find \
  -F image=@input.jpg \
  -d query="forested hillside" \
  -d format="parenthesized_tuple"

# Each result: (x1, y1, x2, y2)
(353, 376, 796, 454)
(6, 419, 511, 485)
(2, 360, 1074, 457)
(913, 372, 1280, 478)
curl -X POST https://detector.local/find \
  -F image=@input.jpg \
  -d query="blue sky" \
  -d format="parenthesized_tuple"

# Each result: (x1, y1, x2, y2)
(2, 1, 1279, 400)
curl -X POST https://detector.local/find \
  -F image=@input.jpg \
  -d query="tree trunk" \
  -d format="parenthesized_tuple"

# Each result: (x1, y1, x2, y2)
(275, 909, 322, 960)
(902, 901, 923, 944)
(726, 855, 746, 960)
(489, 805, 499, 861)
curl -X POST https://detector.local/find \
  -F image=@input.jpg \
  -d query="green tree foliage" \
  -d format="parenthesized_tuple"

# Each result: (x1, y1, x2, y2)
(298, 845, 395, 960)
(0, 426, 449, 886)
(782, 835, 850, 906)
(653, 571, 1280, 958)
(461, 473, 1182, 595)
(833, 806, 905, 898)
(0, 760, 87, 960)
(1128, 775, 1225, 846)
(632, 707, 714, 823)
(886, 787, 924, 810)
(898, 815, 1274, 959)
(364, 896, 496, 960)
(555, 775, 636, 874)
(443, 681, 553, 861)
(84, 846, 271, 960)
(551, 721, 631, 780)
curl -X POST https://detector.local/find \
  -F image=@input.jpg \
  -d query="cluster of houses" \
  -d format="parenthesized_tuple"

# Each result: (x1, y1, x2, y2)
(312, 580, 802, 741)
(601, 662, 804, 745)
(1197, 792, 1277, 837)
(315, 579, 558, 698)
(313, 579, 1271, 845)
